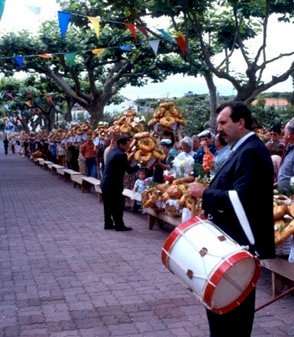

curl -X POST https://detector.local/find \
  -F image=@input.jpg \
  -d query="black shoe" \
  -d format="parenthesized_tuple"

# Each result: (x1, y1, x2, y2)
(116, 226, 132, 232)
(104, 225, 115, 230)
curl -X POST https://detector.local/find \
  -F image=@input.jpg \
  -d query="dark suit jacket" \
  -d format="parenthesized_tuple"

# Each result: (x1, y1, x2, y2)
(202, 134, 276, 259)
(100, 146, 139, 193)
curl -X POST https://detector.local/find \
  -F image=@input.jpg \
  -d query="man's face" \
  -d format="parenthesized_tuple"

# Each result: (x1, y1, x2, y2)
(120, 141, 130, 152)
(284, 129, 294, 144)
(217, 107, 243, 146)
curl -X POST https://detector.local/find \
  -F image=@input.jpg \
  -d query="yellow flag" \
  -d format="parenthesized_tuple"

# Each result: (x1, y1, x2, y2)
(88, 16, 100, 38)
(92, 48, 105, 56)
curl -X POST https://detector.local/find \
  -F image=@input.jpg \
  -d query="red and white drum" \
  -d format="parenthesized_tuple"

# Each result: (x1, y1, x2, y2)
(161, 216, 261, 314)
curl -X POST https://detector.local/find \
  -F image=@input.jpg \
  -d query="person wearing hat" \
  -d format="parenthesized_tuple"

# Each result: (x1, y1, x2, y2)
(100, 136, 140, 231)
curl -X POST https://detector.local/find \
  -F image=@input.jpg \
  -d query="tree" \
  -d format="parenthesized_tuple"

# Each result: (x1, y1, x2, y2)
(110, 0, 294, 127)
(0, 0, 178, 127)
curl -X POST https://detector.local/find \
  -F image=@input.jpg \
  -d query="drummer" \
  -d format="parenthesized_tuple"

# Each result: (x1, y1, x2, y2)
(188, 101, 275, 337)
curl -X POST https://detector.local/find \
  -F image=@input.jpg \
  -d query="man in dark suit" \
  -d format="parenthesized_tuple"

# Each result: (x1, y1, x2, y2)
(188, 101, 275, 337)
(100, 136, 139, 231)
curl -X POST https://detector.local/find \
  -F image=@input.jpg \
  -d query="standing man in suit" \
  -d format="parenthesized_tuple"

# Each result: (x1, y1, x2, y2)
(188, 101, 275, 337)
(100, 136, 140, 231)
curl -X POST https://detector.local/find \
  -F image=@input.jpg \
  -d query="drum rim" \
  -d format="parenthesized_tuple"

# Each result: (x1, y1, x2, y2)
(204, 252, 261, 314)
(161, 216, 201, 267)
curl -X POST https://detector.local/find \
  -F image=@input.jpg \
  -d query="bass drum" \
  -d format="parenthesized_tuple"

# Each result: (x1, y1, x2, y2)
(161, 216, 261, 314)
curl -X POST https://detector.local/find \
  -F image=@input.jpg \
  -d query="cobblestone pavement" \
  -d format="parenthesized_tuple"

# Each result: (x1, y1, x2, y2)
(0, 151, 293, 337)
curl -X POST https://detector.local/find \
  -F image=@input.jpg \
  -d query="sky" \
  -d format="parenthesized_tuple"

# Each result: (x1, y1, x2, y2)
(0, 0, 293, 103)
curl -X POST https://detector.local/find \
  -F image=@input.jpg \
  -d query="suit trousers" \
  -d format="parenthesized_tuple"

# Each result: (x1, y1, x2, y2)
(206, 288, 256, 337)
(102, 190, 125, 229)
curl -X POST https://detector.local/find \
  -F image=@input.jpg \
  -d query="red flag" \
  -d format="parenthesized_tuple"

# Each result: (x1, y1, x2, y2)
(37, 54, 53, 60)
(125, 23, 138, 40)
(175, 34, 187, 55)
(136, 25, 148, 38)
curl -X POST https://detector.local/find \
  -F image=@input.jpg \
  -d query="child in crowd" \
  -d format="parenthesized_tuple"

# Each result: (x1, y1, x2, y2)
(132, 169, 148, 212)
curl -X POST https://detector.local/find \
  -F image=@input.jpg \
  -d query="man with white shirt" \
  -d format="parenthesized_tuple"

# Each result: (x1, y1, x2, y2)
(188, 101, 275, 337)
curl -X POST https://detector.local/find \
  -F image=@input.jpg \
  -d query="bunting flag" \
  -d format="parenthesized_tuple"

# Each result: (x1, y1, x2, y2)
(125, 23, 137, 40)
(6, 93, 13, 99)
(119, 45, 133, 52)
(37, 53, 53, 59)
(58, 11, 72, 38)
(137, 25, 149, 38)
(47, 96, 53, 104)
(175, 32, 187, 55)
(0, 0, 6, 20)
(25, 101, 32, 107)
(26, 5, 41, 15)
(14, 55, 24, 68)
(65, 51, 77, 67)
(157, 29, 174, 45)
(149, 39, 160, 56)
(92, 48, 105, 56)
(88, 16, 100, 38)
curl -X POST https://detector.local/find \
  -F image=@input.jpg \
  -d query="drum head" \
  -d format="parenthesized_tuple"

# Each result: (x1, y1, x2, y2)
(204, 251, 261, 314)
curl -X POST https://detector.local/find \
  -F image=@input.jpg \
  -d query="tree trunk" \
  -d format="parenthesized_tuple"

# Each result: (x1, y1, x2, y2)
(204, 72, 218, 131)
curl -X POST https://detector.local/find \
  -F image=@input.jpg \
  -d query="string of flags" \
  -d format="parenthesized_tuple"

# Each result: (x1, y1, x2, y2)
(0, 0, 6, 20)
(0, 9, 187, 69)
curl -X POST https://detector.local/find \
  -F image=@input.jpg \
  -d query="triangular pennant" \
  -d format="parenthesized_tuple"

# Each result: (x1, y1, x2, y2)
(58, 11, 72, 38)
(92, 48, 105, 56)
(37, 53, 53, 60)
(65, 52, 77, 67)
(14, 55, 24, 68)
(26, 5, 41, 15)
(0, 0, 6, 20)
(88, 16, 100, 38)
(125, 23, 138, 40)
(137, 25, 149, 38)
(6, 92, 13, 99)
(157, 29, 174, 45)
(25, 101, 32, 107)
(149, 40, 160, 56)
(175, 33, 187, 55)
(119, 45, 133, 52)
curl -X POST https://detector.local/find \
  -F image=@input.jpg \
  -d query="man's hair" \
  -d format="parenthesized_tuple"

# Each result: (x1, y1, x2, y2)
(216, 101, 253, 130)
(117, 136, 131, 146)
(285, 118, 294, 134)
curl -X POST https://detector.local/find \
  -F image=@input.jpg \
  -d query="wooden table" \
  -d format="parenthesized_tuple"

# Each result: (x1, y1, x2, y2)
(144, 207, 181, 230)
(261, 258, 294, 296)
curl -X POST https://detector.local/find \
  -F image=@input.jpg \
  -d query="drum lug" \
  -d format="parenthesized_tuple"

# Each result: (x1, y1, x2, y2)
(199, 247, 208, 257)
(186, 269, 193, 279)
(217, 235, 226, 241)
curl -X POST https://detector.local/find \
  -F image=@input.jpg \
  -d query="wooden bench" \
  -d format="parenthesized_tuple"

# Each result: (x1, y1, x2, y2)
(144, 207, 181, 230)
(62, 169, 82, 182)
(43, 160, 53, 170)
(56, 167, 65, 179)
(81, 177, 101, 193)
(36, 158, 45, 166)
(261, 258, 294, 296)
(72, 174, 86, 188)
(48, 163, 65, 175)
(35, 158, 45, 166)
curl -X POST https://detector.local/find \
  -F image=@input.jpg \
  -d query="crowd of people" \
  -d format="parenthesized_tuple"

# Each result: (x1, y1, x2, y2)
(1, 102, 293, 337)
(2, 114, 293, 198)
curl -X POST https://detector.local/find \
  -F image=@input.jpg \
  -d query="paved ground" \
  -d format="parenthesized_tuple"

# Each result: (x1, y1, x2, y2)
(0, 148, 293, 337)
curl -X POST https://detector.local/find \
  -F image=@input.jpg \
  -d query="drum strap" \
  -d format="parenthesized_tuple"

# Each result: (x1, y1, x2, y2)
(228, 190, 255, 245)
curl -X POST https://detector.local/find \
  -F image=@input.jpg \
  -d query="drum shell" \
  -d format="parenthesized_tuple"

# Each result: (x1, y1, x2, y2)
(162, 217, 261, 314)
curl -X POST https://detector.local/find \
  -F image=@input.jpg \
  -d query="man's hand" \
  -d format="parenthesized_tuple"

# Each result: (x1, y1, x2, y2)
(188, 181, 207, 199)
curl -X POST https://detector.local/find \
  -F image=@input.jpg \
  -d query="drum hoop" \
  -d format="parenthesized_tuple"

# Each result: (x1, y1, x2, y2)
(203, 252, 261, 314)
(161, 216, 202, 267)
